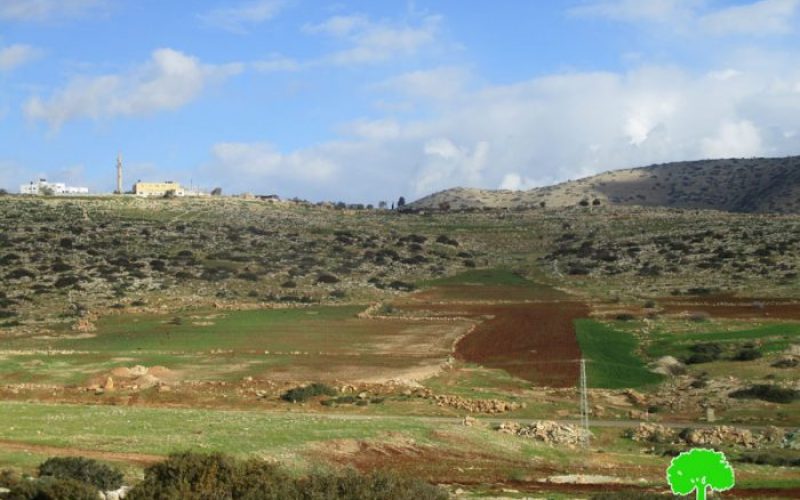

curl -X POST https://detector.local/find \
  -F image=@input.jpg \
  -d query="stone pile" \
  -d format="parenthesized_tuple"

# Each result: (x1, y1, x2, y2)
(497, 420, 590, 445)
(433, 394, 521, 413)
(629, 423, 797, 449)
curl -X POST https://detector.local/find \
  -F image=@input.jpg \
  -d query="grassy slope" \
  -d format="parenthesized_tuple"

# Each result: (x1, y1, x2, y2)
(574, 319, 663, 389)
(647, 322, 800, 359)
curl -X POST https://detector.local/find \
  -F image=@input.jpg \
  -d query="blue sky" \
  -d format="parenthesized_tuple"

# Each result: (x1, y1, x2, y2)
(1, 0, 800, 202)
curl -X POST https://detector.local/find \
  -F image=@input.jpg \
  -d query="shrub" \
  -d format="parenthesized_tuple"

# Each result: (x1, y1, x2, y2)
(729, 384, 799, 404)
(298, 469, 447, 500)
(127, 452, 294, 500)
(435, 235, 458, 247)
(387, 280, 416, 291)
(38, 456, 124, 490)
(126, 452, 447, 500)
(737, 451, 800, 467)
(732, 348, 762, 361)
(685, 343, 722, 365)
(54, 275, 81, 289)
(3, 476, 100, 500)
(315, 273, 340, 284)
(772, 357, 799, 368)
(280, 383, 337, 402)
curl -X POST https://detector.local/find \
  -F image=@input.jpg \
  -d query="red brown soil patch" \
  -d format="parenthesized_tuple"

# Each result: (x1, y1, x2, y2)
(315, 439, 538, 485)
(0, 439, 163, 466)
(454, 302, 589, 388)
(659, 296, 800, 319)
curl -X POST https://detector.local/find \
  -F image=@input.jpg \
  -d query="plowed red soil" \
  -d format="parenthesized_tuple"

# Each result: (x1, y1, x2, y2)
(454, 302, 589, 387)
(398, 288, 589, 388)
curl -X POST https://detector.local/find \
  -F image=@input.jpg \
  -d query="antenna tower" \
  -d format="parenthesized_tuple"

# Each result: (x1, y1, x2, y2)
(579, 358, 590, 448)
(116, 153, 123, 194)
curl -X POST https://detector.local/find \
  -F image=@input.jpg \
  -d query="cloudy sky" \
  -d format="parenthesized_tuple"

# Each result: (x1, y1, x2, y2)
(1, 0, 799, 202)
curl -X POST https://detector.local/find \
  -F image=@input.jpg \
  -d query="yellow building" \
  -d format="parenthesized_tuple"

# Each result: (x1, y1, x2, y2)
(133, 181, 185, 197)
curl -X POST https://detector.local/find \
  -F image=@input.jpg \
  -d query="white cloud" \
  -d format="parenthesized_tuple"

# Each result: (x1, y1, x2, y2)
(303, 15, 369, 37)
(209, 142, 336, 183)
(0, 0, 106, 21)
(700, 0, 800, 35)
(0, 44, 42, 72)
(569, 0, 700, 23)
(199, 0, 285, 34)
(24, 48, 243, 129)
(210, 57, 800, 202)
(572, 0, 800, 36)
(308, 14, 441, 66)
(375, 66, 470, 101)
(414, 139, 489, 195)
(340, 118, 402, 140)
(251, 54, 302, 72)
(702, 120, 763, 157)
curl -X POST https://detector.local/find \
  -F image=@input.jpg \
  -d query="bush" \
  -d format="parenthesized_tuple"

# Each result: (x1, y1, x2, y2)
(127, 452, 294, 500)
(38, 456, 124, 490)
(729, 384, 799, 404)
(280, 383, 337, 402)
(126, 452, 447, 500)
(772, 357, 799, 368)
(3, 476, 100, 500)
(315, 273, 340, 284)
(732, 348, 762, 361)
(299, 469, 448, 500)
(737, 451, 800, 467)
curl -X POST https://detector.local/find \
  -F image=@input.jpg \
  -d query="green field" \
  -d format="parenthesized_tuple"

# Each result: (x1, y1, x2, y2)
(0, 305, 468, 384)
(647, 322, 800, 359)
(575, 319, 664, 389)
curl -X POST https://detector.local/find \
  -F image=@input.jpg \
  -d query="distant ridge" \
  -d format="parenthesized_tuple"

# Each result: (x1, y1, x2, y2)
(409, 156, 800, 213)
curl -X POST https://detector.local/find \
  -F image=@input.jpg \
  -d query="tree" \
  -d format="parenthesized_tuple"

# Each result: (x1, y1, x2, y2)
(0, 188, 8, 196)
(667, 448, 735, 500)
(397, 196, 406, 208)
(40, 185, 55, 196)
(378, 201, 387, 209)
(211, 187, 222, 196)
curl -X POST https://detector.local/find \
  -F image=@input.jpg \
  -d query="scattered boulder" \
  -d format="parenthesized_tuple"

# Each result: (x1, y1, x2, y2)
(650, 356, 686, 376)
(497, 420, 590, 446)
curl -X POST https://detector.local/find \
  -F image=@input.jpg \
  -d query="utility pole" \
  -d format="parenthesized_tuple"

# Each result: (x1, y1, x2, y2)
(579, 357, 590, 448)
(116, 153, 123, 194)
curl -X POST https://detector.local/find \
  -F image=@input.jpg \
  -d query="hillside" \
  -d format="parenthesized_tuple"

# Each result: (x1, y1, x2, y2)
(409, 156, 800, 213)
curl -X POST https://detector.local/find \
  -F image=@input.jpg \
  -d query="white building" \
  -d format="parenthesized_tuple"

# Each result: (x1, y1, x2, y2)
(20, 178, 89, 195)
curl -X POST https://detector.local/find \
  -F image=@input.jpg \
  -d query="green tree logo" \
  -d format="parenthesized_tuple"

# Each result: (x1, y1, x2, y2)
(667, 448, 735, 499)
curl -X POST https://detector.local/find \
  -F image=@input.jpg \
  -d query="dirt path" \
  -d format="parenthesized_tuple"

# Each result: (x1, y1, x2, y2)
(0, 439, 163, 466)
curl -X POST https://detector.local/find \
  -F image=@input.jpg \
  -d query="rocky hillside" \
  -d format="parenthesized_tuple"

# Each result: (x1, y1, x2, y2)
(409, 156, 800, 213)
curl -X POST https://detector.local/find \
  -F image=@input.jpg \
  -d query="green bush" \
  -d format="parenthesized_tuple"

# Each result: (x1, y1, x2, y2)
(729, 384, 799, 404)
(737, 451, 800, 467)
(2, 475, 100, 500)
(732, 348, 762, 361)
(280, 383, 337, 402)
(38, 456, 123, 491)
(126, 452, 447, 500)
(298, 469, 448, 500)
(127, 452, 294, 500)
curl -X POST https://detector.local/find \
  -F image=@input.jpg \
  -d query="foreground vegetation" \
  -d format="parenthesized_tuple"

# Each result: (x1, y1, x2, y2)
(0, 453, 447, 500)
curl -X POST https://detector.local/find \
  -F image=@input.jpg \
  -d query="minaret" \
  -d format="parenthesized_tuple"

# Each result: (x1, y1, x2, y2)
(116, 153, 123, 194)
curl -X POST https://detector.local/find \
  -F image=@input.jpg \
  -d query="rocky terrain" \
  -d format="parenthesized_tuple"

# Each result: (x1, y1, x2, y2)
(409, 156, 800, 213)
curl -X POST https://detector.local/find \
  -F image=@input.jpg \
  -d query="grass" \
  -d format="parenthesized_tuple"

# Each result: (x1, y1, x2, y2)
(0, 305, 465, 384)
(574, 320, 664, 389)
(647, 322, 800, 359)
(0, 402, 436, 458)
